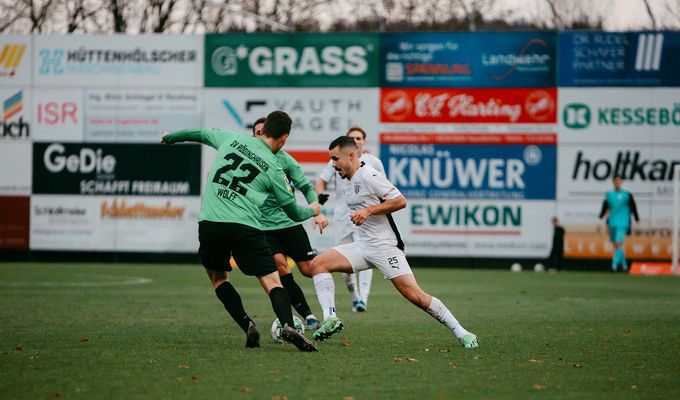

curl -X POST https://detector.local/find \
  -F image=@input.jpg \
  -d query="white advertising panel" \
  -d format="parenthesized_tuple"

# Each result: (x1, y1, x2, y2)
(84, 89, 201, 142)
(32, 88, 84, 141)
(0, 87, 31, 141)
(558, 144, 679, 202)
(0, 142, 31, 195)
(33, 35, 203, 87)
(202, 88, 380, 152)
(0, 35, 31, 86)
(30, 195, 200, 252)
(390, 199, 554, 257)
(559, 88, 680, 144)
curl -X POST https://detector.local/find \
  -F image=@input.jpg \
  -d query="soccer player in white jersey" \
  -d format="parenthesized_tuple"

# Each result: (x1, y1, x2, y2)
(309, 136, 479, 348)
(315, 126, 385, 313)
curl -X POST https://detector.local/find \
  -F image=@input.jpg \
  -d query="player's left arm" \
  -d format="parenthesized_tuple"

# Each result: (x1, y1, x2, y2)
(285, 154, 318, 205)
(628, 192, 640, 222)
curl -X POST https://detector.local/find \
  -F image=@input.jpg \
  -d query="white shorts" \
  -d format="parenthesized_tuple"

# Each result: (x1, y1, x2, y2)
(335, 220, 355, 246)
(334, 242, 412, 280)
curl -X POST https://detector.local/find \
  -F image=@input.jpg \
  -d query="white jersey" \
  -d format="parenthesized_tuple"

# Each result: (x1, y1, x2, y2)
(318, 152, 385, 224)
(340, 163, 404, 250)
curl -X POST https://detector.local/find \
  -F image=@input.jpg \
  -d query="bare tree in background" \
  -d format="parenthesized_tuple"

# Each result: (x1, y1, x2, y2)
(641, 0, 658, 29)
(542, 0, 607, 29)
(0, 0, 678, 33)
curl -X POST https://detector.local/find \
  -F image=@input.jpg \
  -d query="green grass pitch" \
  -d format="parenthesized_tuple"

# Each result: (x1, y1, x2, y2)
(2, 262, 680, 399)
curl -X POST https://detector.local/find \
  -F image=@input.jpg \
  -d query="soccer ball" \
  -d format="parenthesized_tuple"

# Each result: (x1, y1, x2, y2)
(534, 263, 545, 272)
(511, 263, 523, 272)
(270, 315, 305, 343)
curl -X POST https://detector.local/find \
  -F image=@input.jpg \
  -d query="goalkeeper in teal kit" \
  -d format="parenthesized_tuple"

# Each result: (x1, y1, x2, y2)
(161, 111, 319, 352)
(599, 175, 639, 272)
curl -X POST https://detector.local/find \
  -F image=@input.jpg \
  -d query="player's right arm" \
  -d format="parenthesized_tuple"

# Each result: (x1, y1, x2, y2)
(161, 128, 229, 150)
(268, 166, 320, 222)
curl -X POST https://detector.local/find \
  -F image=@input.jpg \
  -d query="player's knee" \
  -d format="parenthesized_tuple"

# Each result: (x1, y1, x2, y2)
(297, 261, 313, 277)
(309, 256, 328, 275)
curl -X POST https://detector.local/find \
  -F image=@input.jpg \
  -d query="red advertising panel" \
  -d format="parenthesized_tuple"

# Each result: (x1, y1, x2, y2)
(0, 196, 29, 249)
(380, 88, 557, 124)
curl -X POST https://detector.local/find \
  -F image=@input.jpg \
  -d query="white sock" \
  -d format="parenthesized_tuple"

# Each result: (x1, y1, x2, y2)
(358, 269, 373, 304)
(313, 272, 336, 320)
(427, 297, 470, 339)
(342, 272, 360, 302)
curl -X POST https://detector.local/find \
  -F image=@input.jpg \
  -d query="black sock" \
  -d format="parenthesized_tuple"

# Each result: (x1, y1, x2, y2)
(280, 273, 313, 318)
(269, 287, 294, 327)
(215, 281, 252, 333)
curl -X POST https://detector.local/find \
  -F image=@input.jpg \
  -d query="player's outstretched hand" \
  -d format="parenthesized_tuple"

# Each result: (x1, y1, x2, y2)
(313, 214, 329, 234)
(161, 130, 173, 146)
(318, 193, 329, 205)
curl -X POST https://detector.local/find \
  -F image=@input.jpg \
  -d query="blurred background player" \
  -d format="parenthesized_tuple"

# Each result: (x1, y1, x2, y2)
(315, 126, 385, 312)
(599, 175, 639, 273)
(252, 117, 327, 330)
(548, 217, 565, 272)
(309, 136, 478, 348)
(161, 111, 319, 352)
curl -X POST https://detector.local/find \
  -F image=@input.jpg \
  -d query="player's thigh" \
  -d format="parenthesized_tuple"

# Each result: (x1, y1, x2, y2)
(277, 225, 316, 262)
(198, 221, 234, 271)
(231, 225, 277, 277)
(313, 244, 356, 274)
(364, 247, 413, 280)
(609, 227, 626, 244)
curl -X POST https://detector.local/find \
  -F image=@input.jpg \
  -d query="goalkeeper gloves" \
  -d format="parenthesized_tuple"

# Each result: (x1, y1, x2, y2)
(318, 193, 329, 205)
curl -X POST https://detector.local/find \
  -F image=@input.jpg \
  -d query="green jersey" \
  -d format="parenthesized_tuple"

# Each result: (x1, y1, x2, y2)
(260, 151, 318, 231)
(163, 128, 314, 229)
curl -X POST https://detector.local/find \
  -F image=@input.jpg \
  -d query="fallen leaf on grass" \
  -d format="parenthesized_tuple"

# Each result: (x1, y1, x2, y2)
(438, 349, 451, 353)
(343, 397, 355, 400)
(270, 369, 279, 374)
(52, 392, 62, 398)
(573, 363, 582, 368)
(449, 363, 458, 369)
(393, 357, 402, 363)
(239, 387, 252, 393)
(631, 385, 638, 390)
(271, 396, 288, 400)
(529, 359, 544, 364)
(342, 336, 352, 347)
(190, 376, 199, 381)
(15, 345, 22, 351)
(473, 355, 483, 360)
(79, 338, 89, 344)
(178, 364, 189, 369)
(406, 357, 418, 362)
(533, 384, 546, 390)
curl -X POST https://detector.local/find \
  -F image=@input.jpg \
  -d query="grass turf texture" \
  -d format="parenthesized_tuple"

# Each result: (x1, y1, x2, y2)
(1, 263, 680, 399)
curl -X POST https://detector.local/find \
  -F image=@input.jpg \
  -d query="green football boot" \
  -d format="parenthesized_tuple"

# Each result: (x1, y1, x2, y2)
(312, 317, 344, 341)
(460, 333, 479, 348)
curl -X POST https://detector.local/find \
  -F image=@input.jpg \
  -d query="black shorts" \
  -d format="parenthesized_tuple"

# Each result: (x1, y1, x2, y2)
(198, 220, 276, 276)
(264, 224, 315, 262)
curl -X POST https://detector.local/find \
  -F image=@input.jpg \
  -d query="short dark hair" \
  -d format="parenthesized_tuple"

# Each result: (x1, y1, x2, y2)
(346, 125, 367, 139)
(613, 174, 623, 181)
(252, 117, 266, 136)
(262, 111, 292, 139)
(329, 135, 357, 151)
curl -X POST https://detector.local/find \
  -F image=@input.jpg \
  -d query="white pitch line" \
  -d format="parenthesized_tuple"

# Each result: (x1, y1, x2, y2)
(2, 276, 153, 288)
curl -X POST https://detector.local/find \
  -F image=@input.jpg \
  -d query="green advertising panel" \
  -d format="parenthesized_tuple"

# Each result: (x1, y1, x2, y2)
(205, 33, 379, 87)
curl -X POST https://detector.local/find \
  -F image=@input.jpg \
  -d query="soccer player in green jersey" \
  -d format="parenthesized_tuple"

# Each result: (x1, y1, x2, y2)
(161, 111, 319, 352)
(252, 117, 327, 330)
(599, 175, 639, 272)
